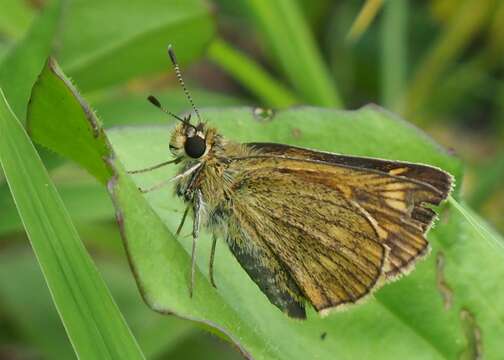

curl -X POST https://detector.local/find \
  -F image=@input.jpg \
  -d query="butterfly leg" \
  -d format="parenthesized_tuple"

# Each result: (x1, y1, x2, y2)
(176, 206, 190, 236)
(209, 234, 218, 288)
(189, 189, 203, 297)
(137, 163, 202, 193)
(127, 157, 181, 174)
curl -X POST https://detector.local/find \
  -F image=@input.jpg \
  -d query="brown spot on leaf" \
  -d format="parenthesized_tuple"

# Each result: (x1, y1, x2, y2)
(291, 128, 302, 139)
(459, 308, 483, 360)
(435, 252, 453, 310)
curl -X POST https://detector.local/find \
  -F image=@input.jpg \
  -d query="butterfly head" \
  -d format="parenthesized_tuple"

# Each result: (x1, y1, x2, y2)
(170, 121, 208, 159)
(150, 46, 215, 160)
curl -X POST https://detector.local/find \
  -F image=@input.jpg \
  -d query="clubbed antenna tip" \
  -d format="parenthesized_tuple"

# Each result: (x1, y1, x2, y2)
(147, 95, 161, 108)
(146, 94, 197, 130)
(167, 44, 177, 66)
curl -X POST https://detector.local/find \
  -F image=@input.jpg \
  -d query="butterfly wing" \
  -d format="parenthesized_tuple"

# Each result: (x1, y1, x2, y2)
(225, 216, 307, 319)
(247, 143, 453, 278)
(223, 152, 452, 314)
(224, 157, 386, 313)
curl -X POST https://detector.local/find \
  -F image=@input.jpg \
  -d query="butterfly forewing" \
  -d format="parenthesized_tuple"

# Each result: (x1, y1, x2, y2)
(247, 143, 453, 278)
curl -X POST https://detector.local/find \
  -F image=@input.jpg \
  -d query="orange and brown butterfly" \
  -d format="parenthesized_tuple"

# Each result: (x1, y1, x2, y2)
(129, 46, 453, 319)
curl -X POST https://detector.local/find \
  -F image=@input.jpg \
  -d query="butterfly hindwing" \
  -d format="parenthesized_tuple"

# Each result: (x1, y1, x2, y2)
(224, 209, 307, 318)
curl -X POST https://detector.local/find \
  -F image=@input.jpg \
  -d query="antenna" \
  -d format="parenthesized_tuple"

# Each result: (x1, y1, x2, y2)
(167, 44, 202, 123)
(147, 95, 196, 130)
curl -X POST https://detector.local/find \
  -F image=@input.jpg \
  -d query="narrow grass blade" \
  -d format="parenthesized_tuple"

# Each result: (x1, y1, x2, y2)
(207, 38, 298, 108)
(380, 0, 408, 110)
(0, 88, 144, 359)
(244, 0, 343, 107)
(347, 0, 384, 43)
(0, 0, 62, 122)
(448, 196, 504, 253)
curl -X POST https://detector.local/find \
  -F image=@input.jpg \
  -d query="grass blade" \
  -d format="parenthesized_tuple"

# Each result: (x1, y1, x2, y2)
(0, 0, 62, 122)
(244, 0, 343, 107)
(347, 0, 384, 43)
(0, 88, 145, 359)
(380, 0, 408, 110)
(207, 38, 298, 108)
(448, 196, 504, 253)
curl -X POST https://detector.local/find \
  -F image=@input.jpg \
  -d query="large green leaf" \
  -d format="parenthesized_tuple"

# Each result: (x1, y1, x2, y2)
(59, 0, 215, 92)
(0, 88, 144, 359)
(91, 87, 247, 128)
(27, 57, 504, 359)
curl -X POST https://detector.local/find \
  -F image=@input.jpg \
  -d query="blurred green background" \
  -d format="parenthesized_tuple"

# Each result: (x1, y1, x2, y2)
(0, 0, 503, 359)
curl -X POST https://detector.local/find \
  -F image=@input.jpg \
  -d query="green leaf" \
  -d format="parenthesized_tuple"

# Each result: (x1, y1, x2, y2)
(0, 0, 62, 122)
(243, 0, 343, 107)
(0, 247, 197, 360)
(59, 0, 215, 92)
(0, 88, 144, 359)
(0, 181, 113, 235)
(91, 87, 247, 128)
(0, 0, 35, 39)
(28, 58, 113, 184)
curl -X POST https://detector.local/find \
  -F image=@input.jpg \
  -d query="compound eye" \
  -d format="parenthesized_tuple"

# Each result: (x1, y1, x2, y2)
(184, 136, 206, 158)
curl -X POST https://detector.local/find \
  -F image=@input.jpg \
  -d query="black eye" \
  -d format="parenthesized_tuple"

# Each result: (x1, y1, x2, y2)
(184, 136, 206, 158)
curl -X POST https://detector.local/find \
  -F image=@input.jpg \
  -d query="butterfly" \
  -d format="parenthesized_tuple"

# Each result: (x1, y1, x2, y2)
(129, 46, 453, 319)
